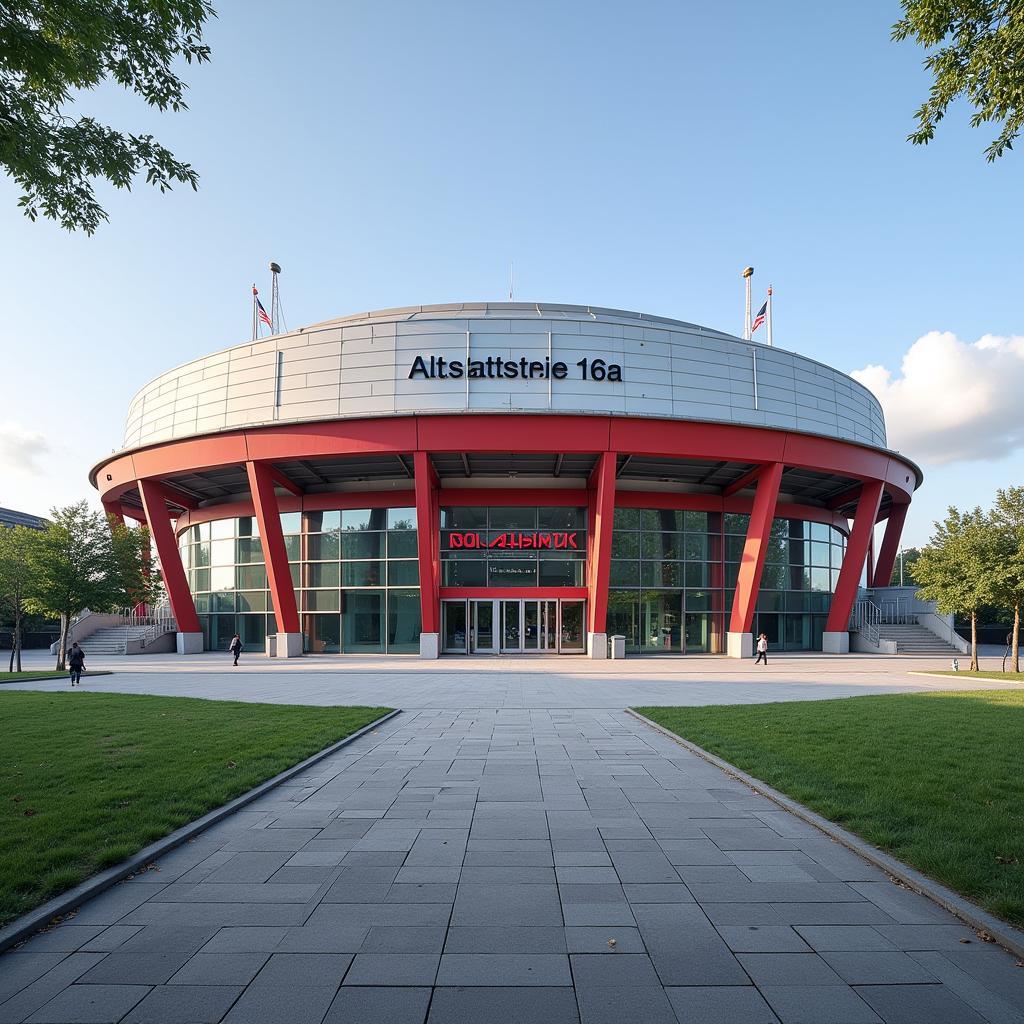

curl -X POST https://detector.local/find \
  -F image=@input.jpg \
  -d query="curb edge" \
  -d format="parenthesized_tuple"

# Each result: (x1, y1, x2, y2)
(625, 707, 1024, 960)
(0, 707, 402, 954)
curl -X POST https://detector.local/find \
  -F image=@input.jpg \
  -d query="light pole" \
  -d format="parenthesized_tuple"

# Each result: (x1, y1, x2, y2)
(742, 266, 754, 340)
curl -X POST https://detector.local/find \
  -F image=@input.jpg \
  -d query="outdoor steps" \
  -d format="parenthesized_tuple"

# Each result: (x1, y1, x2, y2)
(77, 626, 153, 657)
(877, 623, 962, 655)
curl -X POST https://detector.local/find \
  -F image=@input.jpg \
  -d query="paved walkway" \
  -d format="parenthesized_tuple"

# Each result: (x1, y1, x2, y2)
(5, 649, 1012, 709)
(2, 708, 1022, 1023)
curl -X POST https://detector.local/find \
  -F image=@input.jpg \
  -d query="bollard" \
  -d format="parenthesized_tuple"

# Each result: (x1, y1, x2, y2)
(952, 658, 959, 672)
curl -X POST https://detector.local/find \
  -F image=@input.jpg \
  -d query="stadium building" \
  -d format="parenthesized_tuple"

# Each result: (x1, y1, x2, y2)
(90, 303, 920, 658)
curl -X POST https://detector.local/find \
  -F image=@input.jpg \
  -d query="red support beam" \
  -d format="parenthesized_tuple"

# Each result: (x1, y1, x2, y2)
(727, 461, 784, 636)
(246, 460, 301, 635)
(871, 501, 910, 589)
(414, 451, 440, 636)
(722, 464, 765, 498)
(102, 499, 126, 528)
(587, 451, 617, 636)
(826, 479, 885, 633)
(266, 466, 304, 497)
(136, 479, 201, 635)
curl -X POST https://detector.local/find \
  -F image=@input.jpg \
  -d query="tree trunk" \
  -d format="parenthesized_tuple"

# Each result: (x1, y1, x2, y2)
(970, 611, 979, 672)
(1013, 604, 1020, 675)
(12, 608, 21, 673)
(57, 614, 69, 672)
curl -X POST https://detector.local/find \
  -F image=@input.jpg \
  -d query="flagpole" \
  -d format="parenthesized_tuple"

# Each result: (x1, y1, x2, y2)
(251, 284, 257, 342)
(742, 266, 754, 340)
(766, 285, 773, 347)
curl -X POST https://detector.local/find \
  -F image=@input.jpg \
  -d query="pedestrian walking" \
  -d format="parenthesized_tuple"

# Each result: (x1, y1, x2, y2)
(754, 632, 768, 666)
(229, 633, 243, 667)
(68, 642, 86, 686)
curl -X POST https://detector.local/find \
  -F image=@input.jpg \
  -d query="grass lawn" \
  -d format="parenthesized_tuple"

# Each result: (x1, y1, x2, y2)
(0, 691, 390, 927)
(0, 671, 112, 684)
(920, 670, 1024, 681)
(637, 690, 1024, 928)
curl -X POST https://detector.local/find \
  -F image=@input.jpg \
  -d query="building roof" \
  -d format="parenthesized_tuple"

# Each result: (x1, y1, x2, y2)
(0, 506, 46, 530)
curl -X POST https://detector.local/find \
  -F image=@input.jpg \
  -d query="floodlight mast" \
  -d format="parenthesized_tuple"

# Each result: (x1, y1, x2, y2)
(269, 262, 283, 334)
(742, 266, 754, 340)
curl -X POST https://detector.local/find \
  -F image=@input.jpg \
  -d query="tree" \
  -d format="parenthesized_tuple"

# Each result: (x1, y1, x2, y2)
(893, 1, 1024, 161)
(915, 505, 999, 670)
(887, 545, 922, 586)
(1, 1, 214, 234)
(24, 502, 125, 669)
(110, 518, 162, 611)
(990, 485, 1024, 672)
(0, 526, 37, 672)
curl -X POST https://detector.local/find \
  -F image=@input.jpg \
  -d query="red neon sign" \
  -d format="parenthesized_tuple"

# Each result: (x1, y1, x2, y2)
(448, 531, 579, 550)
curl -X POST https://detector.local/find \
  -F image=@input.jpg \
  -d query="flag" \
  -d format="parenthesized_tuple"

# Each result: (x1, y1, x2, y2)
(751, 300, 767, 334)
(253, 287, 273, 330)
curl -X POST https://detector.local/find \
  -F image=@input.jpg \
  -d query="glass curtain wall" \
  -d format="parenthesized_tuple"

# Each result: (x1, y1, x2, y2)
(440, 507, 587, 587)
(608, 509, 847, 653)
(178, 507, 420, 653)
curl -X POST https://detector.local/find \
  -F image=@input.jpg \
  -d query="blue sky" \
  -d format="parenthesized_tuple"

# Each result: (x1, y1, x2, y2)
(1, 0, 1021, 546)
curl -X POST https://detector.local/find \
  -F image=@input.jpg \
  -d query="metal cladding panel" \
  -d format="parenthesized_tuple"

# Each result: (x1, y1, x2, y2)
(116, 303, 888, 454)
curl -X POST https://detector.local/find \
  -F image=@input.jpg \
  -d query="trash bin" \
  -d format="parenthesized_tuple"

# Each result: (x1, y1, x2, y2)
(266, 635, 277, 658)
(610, 635, 626, 659)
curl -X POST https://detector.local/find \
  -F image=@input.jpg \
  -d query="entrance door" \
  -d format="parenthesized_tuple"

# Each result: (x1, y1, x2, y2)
(541, 600, 557, 651)
(560, 600, 585, 653)
(470, 600, 496, 654)
(501, 600, 522, 652)
(442, 600, 467, 653)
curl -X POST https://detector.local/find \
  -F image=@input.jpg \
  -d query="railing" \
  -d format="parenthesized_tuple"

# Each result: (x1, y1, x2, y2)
(117, 602, 177, 650)
(876, 597, 917, 625)
(850, 599, 881, 648)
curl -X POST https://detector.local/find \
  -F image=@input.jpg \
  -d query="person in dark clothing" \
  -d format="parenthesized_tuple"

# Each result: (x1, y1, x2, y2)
(68, 643, 86, 686)
(229, 634, 243, 666)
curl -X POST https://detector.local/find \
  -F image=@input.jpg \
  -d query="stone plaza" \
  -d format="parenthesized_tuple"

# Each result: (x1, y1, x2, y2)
(0, 654, 1021, 1023)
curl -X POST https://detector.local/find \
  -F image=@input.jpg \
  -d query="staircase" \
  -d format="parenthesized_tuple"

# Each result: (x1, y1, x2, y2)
(877, 623, 963, 655)
(78, 626, 154, 656)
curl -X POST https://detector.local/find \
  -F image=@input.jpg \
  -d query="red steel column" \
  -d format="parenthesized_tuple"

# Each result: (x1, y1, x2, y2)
(587, 451, 617, 639)
(414, 451, 440, 637)
(826, 479, 885, 635)
(871, 500, 909, 588)
(727, 462, 784, 639)
(102, 499, 126, 528)
(136, 479, 201, 636)
(246, 461, 301, 636)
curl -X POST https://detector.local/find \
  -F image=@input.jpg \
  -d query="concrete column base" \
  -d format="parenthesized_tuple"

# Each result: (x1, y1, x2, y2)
(726, 632, 754, 659)
(278, 632, 303, 658)
(176, 632, 203, 655)
(587, 632, 608, 659)
(419, 632, 440, 659)
(822, 630, 850, 654)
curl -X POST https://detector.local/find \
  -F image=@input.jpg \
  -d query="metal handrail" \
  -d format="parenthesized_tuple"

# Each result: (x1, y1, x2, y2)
(850, 599, 881, 647)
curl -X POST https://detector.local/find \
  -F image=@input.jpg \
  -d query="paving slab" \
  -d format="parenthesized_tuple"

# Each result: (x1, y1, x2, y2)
(2, 704, 1022, 1023)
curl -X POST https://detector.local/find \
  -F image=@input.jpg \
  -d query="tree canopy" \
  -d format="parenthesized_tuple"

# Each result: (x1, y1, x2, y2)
(915, 505, 1001, 669)
(894, 0, 1024, 160)
(0, 0, 214, 233)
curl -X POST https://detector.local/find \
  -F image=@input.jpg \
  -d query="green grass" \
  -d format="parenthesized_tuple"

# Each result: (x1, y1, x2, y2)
(637, 690, 1024, 927)
(920, 670, 1024, 681)
(0, 671, 112, 684)
(0, 692, 390, 926)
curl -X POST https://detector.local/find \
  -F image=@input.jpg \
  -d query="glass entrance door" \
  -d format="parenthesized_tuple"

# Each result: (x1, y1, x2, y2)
(442, 600, 467, 653)
(501, 600, 521, 652)
(446, 599, 586, 654)
(470, 600, 496, 654)
(560, 600, 585, 653)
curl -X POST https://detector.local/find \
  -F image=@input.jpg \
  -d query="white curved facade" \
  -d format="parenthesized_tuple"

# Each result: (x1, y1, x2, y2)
(122, 302, 886, 453)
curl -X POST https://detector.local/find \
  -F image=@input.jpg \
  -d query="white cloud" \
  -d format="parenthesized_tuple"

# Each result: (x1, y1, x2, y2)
(851, 331, 1024, 466)
(0, 421, 51, 475)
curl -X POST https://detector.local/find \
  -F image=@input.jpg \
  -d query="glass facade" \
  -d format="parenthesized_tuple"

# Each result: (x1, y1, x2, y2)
(440, 507, 587, 588)
(608, 509, 847, 653)
(177, 507, 420, 653)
